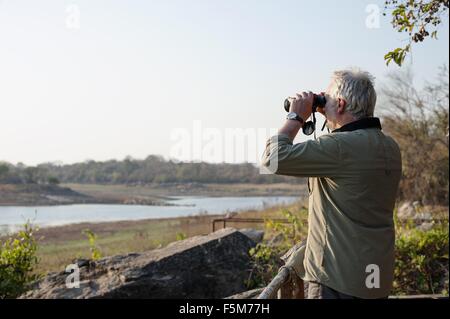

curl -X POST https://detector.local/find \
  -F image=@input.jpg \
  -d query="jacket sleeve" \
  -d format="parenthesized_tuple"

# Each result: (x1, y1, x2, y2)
(261, 134, 341, 178)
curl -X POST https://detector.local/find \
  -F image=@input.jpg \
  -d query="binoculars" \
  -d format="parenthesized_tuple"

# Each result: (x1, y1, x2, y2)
(284, 94, 327, 113)
(283, 94, 327, 136)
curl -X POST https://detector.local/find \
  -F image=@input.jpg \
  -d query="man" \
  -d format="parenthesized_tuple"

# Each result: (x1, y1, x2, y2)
(262, 69, 402, 299)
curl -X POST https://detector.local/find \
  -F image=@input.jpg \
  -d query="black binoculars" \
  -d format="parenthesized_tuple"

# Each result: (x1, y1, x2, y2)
(284, 94, 327, 113)
(283, 94, 327, 136)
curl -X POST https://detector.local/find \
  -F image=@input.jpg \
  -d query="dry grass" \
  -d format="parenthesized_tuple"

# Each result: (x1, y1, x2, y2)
(64, 183, 307, 199)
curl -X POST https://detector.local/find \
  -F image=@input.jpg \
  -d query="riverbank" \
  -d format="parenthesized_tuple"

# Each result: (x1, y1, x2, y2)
(0, 184, 96, 206)
(0, 182, 307, 206)
(64, 182, 307, 199)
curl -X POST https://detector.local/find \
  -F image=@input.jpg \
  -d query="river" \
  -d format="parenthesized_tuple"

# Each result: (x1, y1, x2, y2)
(0, 196, 298, 234)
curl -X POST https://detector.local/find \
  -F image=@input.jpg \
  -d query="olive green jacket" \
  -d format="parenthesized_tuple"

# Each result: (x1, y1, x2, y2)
(262, 118, 402, 298)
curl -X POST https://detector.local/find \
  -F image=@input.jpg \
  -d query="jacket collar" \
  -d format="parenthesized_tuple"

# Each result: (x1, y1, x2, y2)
(332, 117, 382, 133)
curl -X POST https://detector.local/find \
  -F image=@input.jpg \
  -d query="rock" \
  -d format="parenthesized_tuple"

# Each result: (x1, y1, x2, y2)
(397, 201, 417, 220)
(417, 221, 435, 232)
(225, 288, 264, 299)
(416, 212, 433, 221)
(21, 228, 256, 299)
(238, 229, 264, 243)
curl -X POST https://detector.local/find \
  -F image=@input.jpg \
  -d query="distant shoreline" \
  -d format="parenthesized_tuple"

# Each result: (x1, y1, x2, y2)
(0, 182, 306, 207)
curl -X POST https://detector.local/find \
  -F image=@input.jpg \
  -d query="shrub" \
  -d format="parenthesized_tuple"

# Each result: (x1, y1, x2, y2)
(0, 222, 40, 299)
(246, 208, 307, 289)
(247, 243, 286, 289)
(47, 176, 60, 185)
(176, 232, 187, 241)
(393, 221, 449, 295)
(82, 229, 102, 260)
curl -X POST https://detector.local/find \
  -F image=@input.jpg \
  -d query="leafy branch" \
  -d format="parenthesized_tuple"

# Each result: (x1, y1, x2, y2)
(384, 0, 449, 66)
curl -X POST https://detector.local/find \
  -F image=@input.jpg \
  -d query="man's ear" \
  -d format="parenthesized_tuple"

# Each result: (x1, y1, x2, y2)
(337, 98, 347, 114)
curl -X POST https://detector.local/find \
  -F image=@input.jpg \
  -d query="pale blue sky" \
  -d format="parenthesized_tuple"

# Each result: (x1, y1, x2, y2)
(0, 0, 448, 165)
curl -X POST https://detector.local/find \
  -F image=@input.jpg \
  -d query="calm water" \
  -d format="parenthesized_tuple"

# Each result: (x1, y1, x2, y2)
(0, 196, 297, 234)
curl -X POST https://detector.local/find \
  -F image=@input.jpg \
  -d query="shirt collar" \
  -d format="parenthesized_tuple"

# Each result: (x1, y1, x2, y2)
(332, 117, 382, 133)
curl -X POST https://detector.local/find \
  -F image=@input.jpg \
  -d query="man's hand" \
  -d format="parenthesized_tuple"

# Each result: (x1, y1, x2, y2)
(289, 91, 315, 121)
(278, 91, 315, 142)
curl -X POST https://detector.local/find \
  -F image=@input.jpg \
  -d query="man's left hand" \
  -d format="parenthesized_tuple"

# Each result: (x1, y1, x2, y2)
(289, 91, 314, 121)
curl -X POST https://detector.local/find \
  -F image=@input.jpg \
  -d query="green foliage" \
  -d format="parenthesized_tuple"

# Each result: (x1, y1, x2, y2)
(384, 0, 449, 66)
(47, 176, 60, 185)
(393, 221, 449, 295)
(82, 229, 102, 260)
(264, 210, 302, 246)
(247, 243, 286, 289)
(0, 163, 9, 180)
(0, 222, 40, 299)
(384, 45, 411, 67)
(246, 208, 307, 289)
(176, 232, 187, 241)
(23, 167, 38, 184)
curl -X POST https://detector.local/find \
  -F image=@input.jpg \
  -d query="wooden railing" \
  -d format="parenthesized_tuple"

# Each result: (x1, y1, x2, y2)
(258, 267, 304, 299)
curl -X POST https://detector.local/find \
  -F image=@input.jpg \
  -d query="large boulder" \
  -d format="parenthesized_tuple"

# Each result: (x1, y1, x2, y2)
(226, 288, 264, 299)
(21, 228, 256, 299)
(238, 228, 264, 243)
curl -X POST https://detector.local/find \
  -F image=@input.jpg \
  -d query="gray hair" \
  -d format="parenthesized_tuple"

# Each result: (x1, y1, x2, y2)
(328, 68, 377, 119)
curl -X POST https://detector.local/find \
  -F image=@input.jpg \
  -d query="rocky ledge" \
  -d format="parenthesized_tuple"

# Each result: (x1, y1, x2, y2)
(21, 228, 260, 299)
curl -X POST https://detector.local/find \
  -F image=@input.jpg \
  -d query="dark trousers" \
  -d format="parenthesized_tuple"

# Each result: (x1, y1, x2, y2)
(306, 281, 389, 299)
(306, 281, 360, 299)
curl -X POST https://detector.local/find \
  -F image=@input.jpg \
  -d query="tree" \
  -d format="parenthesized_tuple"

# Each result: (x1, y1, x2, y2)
(47, 177, 60, 185)
(381, 66, 449, 204)
(23, 167, 39, 184)
(384, 0, 449, 66)
(0, 164, 9, 181)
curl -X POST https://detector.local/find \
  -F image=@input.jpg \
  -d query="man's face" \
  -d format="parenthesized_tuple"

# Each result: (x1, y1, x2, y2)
(323, 81, 339, 130)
